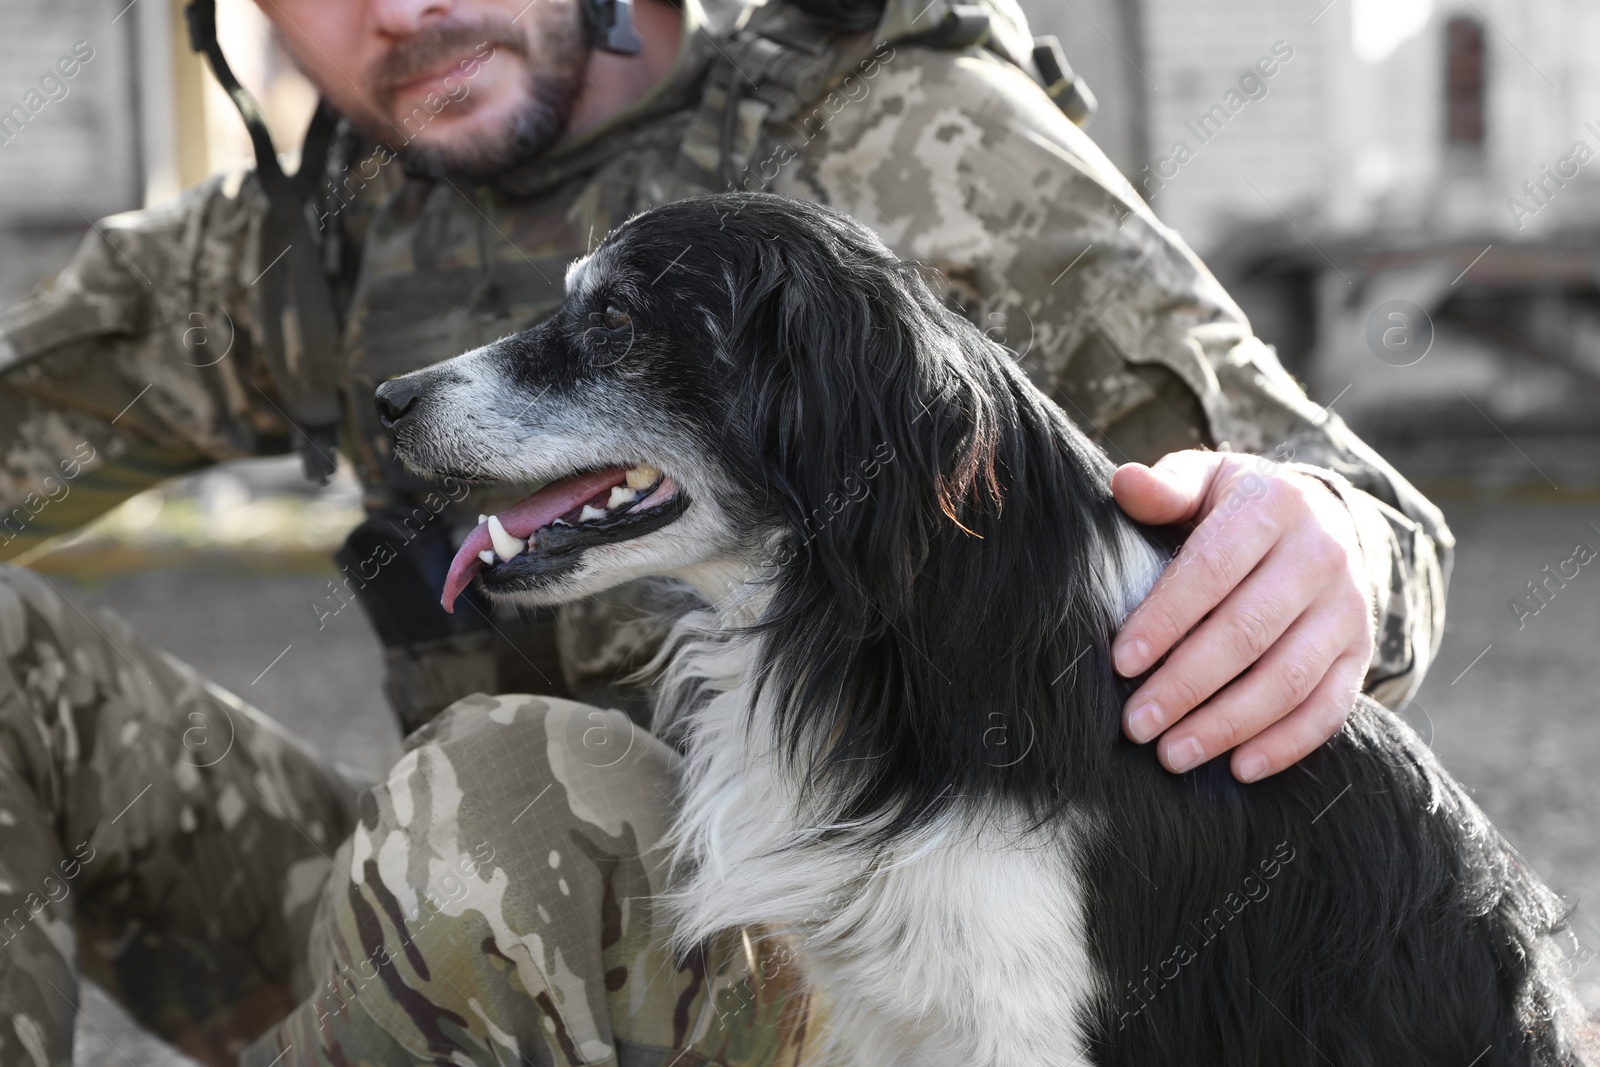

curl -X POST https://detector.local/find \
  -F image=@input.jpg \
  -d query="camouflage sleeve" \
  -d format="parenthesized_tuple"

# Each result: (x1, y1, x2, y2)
(773, 43, 1453, 707)
(243, 693, 817, 1067)
(0, 561, 360, 1063)
(0, 168, 286, 560)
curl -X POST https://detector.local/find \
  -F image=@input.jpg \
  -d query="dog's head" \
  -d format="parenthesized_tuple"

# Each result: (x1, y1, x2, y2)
(384, 192, 1165, 822)
(380, 193, 1007, 615)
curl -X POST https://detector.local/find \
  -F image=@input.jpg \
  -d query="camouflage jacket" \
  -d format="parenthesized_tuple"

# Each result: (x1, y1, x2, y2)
(0, 1, 1447, 709)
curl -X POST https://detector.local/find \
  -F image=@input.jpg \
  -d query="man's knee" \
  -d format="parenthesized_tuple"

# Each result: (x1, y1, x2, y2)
(0, 562, 194, 789)
(0, 561, 137, 706)
(0, 562, 132, 783)
(0, 561, 70, 652)
(349, 693, 680, 888)
(292, 694, 681, 1062)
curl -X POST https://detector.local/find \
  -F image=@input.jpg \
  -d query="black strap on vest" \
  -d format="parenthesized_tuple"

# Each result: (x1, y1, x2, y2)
(185, 0, 345, 484)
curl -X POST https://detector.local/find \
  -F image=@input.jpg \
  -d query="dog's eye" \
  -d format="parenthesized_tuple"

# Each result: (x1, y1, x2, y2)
(599, 304, 631, 331)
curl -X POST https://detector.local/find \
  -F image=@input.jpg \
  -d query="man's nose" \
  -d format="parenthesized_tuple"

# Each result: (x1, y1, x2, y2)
(375, 377, 424, 432)
(371, 0, 453, 38)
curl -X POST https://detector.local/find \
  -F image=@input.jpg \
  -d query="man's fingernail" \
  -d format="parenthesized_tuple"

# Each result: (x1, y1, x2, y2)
(1237, 754, 1269, 783)
(1166, 736, 1204, 773)
(1126, 702, 1165, 743)
(1114, 638, 1150, 676)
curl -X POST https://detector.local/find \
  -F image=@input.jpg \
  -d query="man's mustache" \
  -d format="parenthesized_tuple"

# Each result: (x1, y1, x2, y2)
(368, 20, 527, 103)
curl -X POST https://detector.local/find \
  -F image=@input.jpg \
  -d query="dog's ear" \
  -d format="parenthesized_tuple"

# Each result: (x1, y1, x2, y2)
(730, 228, 1003, 629)
(713, 201, 1142, 828)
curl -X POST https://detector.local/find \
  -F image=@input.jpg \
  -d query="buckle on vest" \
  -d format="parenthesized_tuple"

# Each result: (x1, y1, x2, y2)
(916, 4, 992, 48)
(1032, 35, 1097, 128)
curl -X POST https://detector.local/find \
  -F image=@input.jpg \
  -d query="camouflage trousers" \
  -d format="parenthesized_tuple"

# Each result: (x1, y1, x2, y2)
(0, 564, 813, 1067)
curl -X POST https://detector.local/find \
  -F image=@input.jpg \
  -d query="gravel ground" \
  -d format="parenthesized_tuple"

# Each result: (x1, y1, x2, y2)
(1405, 497, 1600, 1007)
(53, 495, 1600, 1064)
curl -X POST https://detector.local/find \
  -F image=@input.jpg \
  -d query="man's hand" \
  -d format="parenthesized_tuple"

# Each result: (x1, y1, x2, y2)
(1110, 450, 1373, 782)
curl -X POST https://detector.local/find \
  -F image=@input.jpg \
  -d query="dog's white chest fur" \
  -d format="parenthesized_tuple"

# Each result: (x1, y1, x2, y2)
(665, 639, 1101, 1067)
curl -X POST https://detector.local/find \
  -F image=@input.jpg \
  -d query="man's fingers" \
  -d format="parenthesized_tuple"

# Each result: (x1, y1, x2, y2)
(1152, 610, 1350, 775)
(1110, 451, 1228, 526)
(1226, 650, 1367, 783)
(1113, 474, 1281, 677)
(1121, 548, 1317, 743)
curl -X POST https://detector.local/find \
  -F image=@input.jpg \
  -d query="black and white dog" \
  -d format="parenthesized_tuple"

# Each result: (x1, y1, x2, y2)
(376, 194, 1594, 1066)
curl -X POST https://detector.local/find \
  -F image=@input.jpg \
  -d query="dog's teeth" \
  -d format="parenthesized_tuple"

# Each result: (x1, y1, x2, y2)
(486, 514, 525, 561)
(624, 463, 660, 490)
(478, 550, 496, 565)
(477, 514, 488, 525)
(579, 504, 608, 523)
(607, 485, 639, 509)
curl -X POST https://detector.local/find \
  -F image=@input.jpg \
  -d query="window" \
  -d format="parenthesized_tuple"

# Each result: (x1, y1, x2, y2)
(1445, 17, 1485, 148)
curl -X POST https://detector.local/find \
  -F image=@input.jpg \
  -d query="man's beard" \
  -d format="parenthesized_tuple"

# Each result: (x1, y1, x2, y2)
(360, 9, 590, 181)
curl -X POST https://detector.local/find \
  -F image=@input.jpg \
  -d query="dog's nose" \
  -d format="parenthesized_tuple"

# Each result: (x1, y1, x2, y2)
(375, 378, 423, 432)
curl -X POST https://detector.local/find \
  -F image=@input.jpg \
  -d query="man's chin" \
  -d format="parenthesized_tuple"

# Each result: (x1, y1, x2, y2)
(385, 98, 571, 180)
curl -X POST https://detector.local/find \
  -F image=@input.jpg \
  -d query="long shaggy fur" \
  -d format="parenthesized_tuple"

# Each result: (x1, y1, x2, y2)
(387, 192, 1596, 1066)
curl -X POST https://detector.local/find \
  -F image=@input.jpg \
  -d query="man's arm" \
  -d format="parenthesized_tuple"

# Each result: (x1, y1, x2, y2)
(775, 42, 1451, 774)
(0, 170, 285, 559)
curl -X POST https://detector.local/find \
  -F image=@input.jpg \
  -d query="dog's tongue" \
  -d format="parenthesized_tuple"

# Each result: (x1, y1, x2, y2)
(442, 467, 628, 613)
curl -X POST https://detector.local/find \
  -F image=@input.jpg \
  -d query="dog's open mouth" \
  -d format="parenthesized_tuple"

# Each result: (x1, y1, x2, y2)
(441, 463, 687, 611)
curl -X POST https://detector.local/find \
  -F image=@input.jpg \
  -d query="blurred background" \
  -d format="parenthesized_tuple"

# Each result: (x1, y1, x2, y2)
(2, 0, 1597, 1061)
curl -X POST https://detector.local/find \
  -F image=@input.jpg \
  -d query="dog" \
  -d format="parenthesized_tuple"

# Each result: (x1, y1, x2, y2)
(376, 193, 1595, 1065)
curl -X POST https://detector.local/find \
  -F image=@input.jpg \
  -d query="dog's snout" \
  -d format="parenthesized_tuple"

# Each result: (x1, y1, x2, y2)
(375, 378, 423, 432)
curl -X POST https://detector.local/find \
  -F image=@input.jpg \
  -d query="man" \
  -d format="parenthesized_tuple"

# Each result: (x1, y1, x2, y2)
(0, 0, 1452, 1060)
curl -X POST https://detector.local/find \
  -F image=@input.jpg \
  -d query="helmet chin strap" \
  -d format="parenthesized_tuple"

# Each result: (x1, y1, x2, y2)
(583, 0, 644, 53)
(184, 0, 344, 485)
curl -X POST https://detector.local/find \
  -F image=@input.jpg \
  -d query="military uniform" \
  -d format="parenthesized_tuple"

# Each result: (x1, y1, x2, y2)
(0, 565, 812, 1066)
(0, 0, 1453, 1060)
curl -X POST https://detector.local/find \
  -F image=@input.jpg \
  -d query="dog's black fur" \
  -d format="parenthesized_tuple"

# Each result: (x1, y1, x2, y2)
(393, 193, 1594, 1064)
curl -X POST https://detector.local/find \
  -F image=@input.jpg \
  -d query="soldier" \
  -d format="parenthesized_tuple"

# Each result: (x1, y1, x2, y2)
(0, 0, 1452, 1061)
